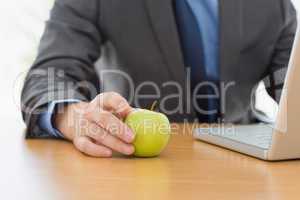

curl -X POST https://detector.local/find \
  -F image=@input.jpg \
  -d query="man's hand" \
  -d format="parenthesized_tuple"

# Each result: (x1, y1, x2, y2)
(54, 92, 135, 157)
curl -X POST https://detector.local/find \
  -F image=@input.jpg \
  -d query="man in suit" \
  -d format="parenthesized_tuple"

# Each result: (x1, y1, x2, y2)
(21, 0, 297, 157)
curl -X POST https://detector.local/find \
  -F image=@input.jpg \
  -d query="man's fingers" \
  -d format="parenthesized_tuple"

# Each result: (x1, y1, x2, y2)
(86, 122, 135, 155)
(91, 92, 133, 119)
(73, 136, 112, 157)
(78, 91, 135, 156)
(85, 109, 135, 143)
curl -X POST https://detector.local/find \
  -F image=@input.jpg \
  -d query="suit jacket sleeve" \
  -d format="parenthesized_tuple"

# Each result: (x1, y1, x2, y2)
(264, 0, 298, 102)
(21, 0, 103, 138)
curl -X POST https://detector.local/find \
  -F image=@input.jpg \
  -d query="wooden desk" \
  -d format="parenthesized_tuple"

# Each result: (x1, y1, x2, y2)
(1, 122, 300, 200)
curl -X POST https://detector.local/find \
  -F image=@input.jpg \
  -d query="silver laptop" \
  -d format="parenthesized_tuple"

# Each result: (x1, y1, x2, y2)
(193, 28, 300, 161)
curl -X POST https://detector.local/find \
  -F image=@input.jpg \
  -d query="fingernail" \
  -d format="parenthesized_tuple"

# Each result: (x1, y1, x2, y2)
(124, 145, 135, 155)
(125, 129, 135, 142)
(104, 150, 112, 157)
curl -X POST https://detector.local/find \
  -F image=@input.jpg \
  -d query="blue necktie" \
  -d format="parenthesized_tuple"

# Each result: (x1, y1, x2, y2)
(174, 0, 219, 122)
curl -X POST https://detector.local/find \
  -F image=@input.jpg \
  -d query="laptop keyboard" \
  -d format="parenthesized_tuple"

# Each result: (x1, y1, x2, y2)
(207, 124, 274, 149)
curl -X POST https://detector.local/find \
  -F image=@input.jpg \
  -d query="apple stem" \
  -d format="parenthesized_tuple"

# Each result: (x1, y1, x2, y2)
(150, 101, 158, 111)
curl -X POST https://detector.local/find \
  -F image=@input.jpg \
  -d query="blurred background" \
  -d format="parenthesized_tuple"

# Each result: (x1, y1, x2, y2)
(0, 0, 299, 134)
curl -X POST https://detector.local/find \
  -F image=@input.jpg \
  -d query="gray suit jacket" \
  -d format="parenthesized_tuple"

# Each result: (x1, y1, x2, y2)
(21, 0, 297, 137)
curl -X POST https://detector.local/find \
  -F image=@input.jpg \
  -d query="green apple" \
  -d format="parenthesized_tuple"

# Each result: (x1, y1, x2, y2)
(125, 109, 171, 157)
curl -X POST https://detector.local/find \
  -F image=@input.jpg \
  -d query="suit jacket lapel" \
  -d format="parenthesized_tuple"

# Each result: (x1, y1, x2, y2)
(144, 0, 185, 84)
(145, 0, 242, 119)
(219, 0, 243, 118)
(145, 0, 243, 83)
(219, 0, 242, 83)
